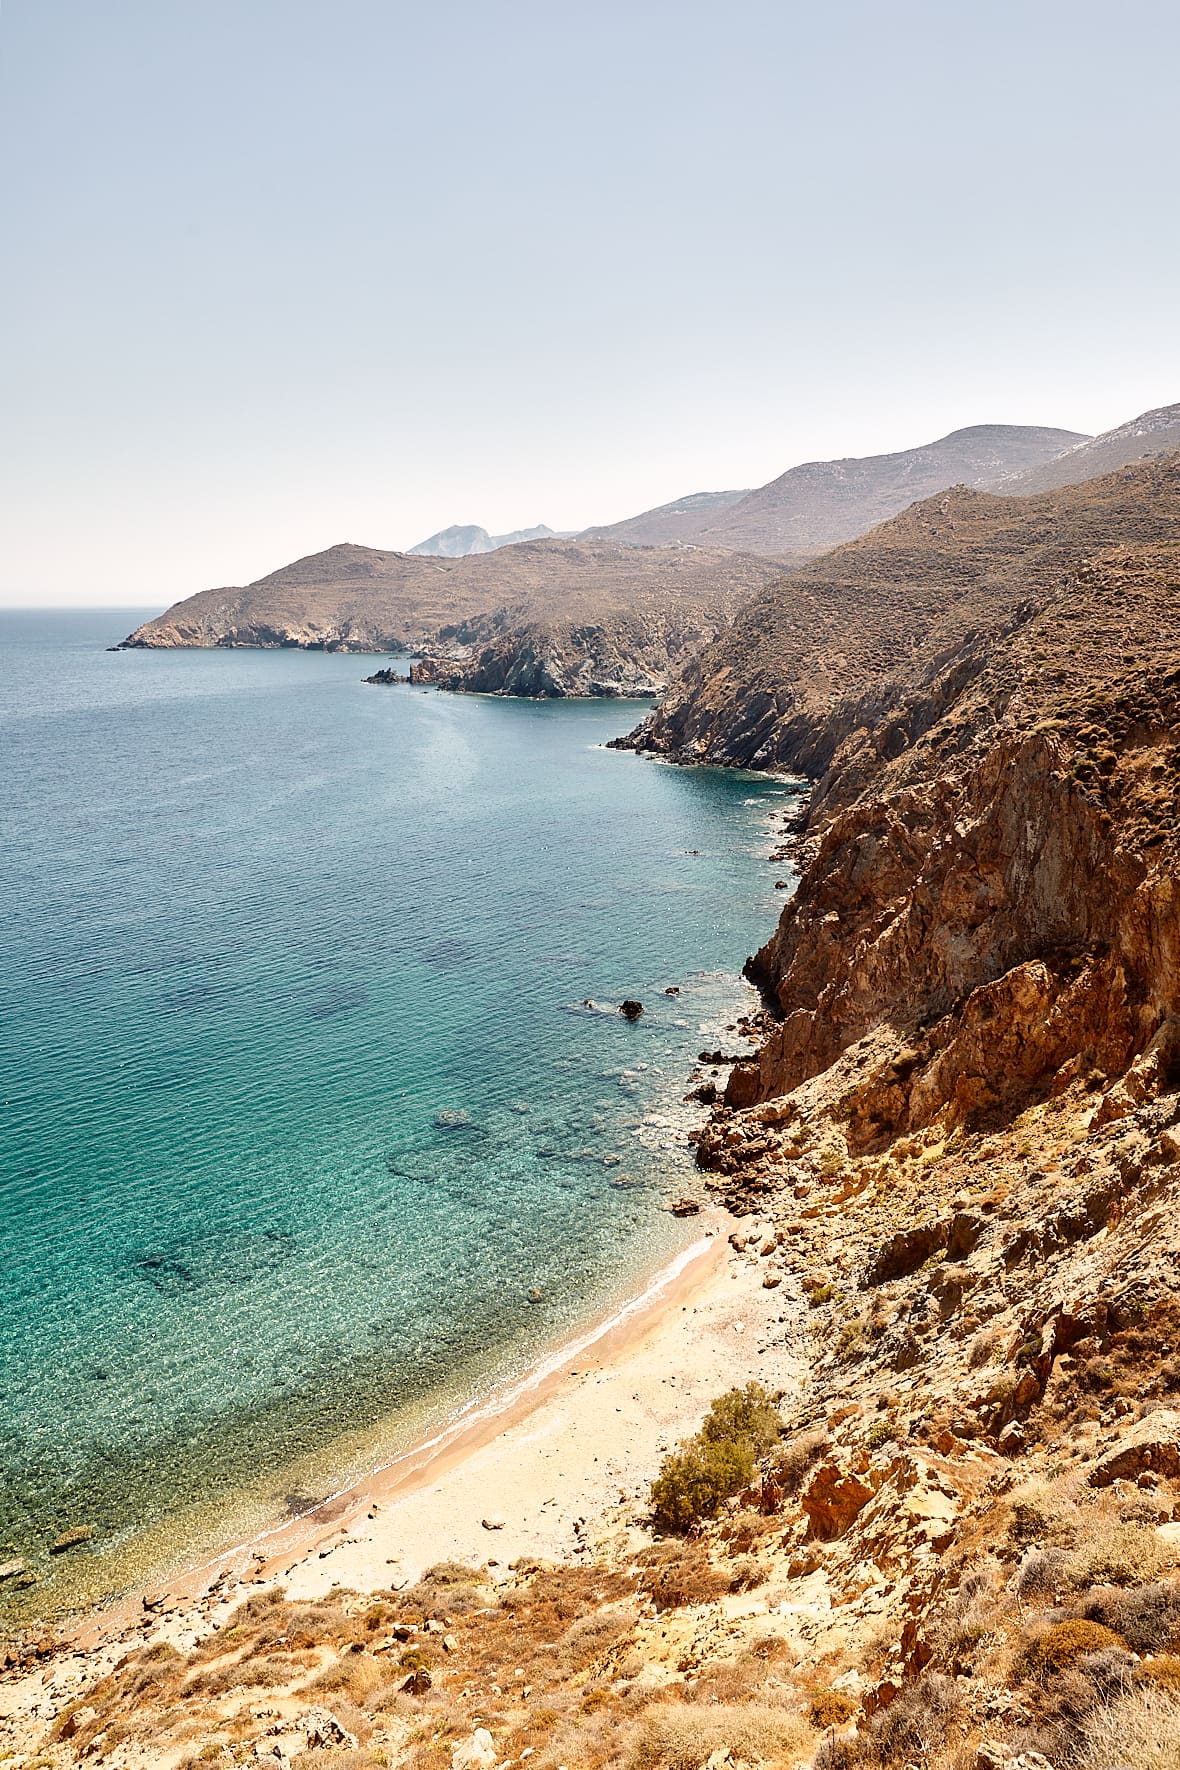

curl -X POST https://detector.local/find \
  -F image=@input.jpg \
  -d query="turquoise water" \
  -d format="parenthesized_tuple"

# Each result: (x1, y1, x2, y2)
(0, 610, 791, 1615)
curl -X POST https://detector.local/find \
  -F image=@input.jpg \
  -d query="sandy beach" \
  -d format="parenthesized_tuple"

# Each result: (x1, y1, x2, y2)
(24, 1213, 802, 1680)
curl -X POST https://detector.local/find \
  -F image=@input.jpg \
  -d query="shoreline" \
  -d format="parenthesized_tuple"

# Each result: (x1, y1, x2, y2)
(41, 1216, 801, 1661)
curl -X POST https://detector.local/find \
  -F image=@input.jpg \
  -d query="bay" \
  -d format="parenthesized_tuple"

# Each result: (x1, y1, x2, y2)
(0, 609, 793, 1615)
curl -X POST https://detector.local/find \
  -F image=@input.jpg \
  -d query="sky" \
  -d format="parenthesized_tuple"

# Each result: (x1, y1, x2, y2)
(2, 0, 1178, 607)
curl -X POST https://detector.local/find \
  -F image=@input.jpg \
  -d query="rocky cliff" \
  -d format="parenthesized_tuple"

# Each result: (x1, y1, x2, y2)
(626, 457, 1180, 1135)
(13, 478, 1180, 1770)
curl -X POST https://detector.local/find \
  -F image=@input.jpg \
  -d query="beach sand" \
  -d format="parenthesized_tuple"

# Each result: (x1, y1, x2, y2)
(43, 1213, 803, 1674)
(2, 1215, 805, 1747)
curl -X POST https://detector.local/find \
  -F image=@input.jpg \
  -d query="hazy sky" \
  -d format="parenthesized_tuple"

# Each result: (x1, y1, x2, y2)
(2, 0, 1177, 607)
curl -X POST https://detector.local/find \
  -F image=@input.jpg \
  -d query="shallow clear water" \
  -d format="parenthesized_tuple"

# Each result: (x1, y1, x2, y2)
(0, 610, 793, 1614)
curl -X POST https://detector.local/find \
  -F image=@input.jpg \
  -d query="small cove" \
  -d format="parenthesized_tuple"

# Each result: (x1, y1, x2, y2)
(0, 610, 797, 1621)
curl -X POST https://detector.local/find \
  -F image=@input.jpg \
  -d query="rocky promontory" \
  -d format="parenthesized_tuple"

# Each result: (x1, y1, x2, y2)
(118, 538, 784, 699)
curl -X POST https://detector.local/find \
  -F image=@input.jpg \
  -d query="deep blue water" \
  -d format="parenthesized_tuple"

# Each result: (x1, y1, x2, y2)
(0, 609, 792, 1613)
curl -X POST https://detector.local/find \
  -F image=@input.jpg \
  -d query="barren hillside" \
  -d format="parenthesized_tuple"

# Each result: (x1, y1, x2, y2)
(686, 423, 1087, 561)
(119, 539, 785, 696)
(998, 401, 1180, 496)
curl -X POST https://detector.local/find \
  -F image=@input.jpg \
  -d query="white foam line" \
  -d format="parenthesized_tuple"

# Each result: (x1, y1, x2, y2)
(185, 1232, 717, 1583)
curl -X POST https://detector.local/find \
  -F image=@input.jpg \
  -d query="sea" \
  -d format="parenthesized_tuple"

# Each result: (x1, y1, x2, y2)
(0, 609, 796, 1620)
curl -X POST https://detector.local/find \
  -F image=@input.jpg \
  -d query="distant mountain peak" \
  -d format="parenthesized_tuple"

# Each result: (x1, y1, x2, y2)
(409, 523, 560, 558)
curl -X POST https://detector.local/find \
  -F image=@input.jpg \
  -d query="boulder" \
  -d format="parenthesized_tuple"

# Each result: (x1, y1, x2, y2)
(619, 1000, 644, 1020)
(303, 1709, 358, 1751)
(1088, 1408, 1180, 1486)
(862, 1218, 950, 1287)
(801, 1461, 877, 1541)
(724, 1061, 762, 1108)
(452, 1728, 497, 1770)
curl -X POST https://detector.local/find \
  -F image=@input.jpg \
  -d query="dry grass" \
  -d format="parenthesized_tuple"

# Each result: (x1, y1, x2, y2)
(635, 1543, 731, 1612)
(1074, 1685, 1180, 1769)
(1065, 1516, 1166, 1588)
(808, 1689, 858, 1728)
(627, 1702, 814, 1770)
(1078, 1580, 1180, 1654)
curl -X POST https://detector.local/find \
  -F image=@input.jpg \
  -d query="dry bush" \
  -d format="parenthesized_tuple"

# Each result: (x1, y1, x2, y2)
(558, 1606, 635, 1669)
(722, 1507, 779, 1553)
(184, 1653, 304, 1698)
(1076, 1646, 1140, 1698)
(423, 1560, 483, 1586)
(1007, 1478, 1080, 1550)
(635, 1543, 731, 1612)
(627, 1702, 813, 1770)
(325, 1698, 374, 1745)
(1065, 1516, 1165, 1588)
(967, 1325, 1005, 1370)
(808, 1689, 858, 1729)
(1020, 1618, 1126, 1680)
(1144, 1655, 1180, 1692)
(729, 1553, 771, 1591)
(812, 1741, 857, 1770)
(121, 1641, 186, 1699)
(934, 1557, 1002, 1671)
(525, 1701, 628, 1770)
(1014, 1546, 1069, 1601)
(290, 1752, 386, 1770)
(186, 1593, 350, 1661)
(859, 1671, 960, 1764)
(306, 1652, 389, 1705)
(401, 1566, 485, 1617)
(1078, 1578, 1180, 1653)
(767, 1427, 829, 1496)
(1074, 1685, 1180, 1770)
(497, 1565, 635, 1640)
(682, 1655, 772, 1706)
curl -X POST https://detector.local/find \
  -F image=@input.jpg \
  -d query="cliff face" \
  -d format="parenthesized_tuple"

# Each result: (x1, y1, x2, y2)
(409, 606, 732, 698)
(627, 458, 1180, 1141)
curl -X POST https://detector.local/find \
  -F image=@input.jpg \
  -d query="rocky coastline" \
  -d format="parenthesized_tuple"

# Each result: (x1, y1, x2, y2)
(8, 459, 1180, 1768)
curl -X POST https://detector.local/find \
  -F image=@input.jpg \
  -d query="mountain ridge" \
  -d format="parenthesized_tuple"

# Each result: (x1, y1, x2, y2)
(686, 422, 1089, 560)
(995, 399, 1180, 496)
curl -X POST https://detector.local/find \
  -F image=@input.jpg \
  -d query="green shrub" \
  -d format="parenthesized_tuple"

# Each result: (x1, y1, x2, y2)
(701, 1383, 784, 1458)
(650, 1385, 782, 1530)
(650, 1435, 756, 1531)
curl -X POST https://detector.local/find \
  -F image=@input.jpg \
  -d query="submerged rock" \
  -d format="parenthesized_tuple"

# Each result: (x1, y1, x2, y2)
(50, 1525, 93, 1554)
